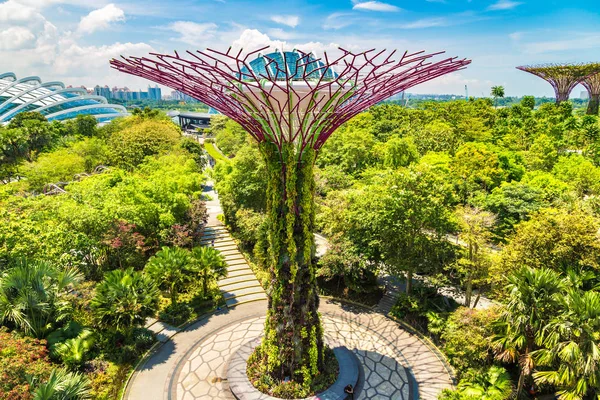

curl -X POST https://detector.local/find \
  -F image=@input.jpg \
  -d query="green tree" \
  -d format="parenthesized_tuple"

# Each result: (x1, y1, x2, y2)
(0, 260, 82, 338)
(91, 268, 159, 334)
(453, 142, 507, 198)
(493, 267, 564, 398)
(527, 134, 558, 171)
(521, 96, 535, 110)
(491, 86, 505, 107)
(190, 246, 228, 297)
(144, 247, 192, 305)
(454, 206, 495, 307)
(498, 208, 600, 274)
(108, 118, 181, 170)
(377, 135, 419, 168)
(532, 288, 600, 400)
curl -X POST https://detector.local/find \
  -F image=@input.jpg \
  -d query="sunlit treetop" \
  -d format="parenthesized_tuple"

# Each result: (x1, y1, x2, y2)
(516, 63, 600, 103)
(581, 71, 600, 96)
(111, 46, 470, 155)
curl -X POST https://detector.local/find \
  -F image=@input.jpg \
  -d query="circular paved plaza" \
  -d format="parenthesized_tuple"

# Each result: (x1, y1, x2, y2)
(127, 300, 453, 400)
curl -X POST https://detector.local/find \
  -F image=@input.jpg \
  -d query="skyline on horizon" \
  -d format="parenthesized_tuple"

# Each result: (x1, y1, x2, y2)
(0, 0, 598, 98)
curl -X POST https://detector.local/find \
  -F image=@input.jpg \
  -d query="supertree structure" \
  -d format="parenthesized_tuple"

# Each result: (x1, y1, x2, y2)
(111, 46, 470, 387)
(516, 63, 600, 104)
(582, 72, 600, 115)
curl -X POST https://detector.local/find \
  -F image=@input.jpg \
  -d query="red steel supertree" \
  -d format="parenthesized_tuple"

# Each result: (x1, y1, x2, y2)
(516, 63, 600, 104)
(111, 46, 470, 389)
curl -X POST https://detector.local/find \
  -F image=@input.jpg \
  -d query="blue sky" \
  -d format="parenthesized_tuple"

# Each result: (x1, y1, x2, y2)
(0, 0, 598, 97)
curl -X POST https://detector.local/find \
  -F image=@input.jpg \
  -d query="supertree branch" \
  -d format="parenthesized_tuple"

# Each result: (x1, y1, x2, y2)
(516, 63, 600, 103)
(111, 47, 470, 154)
(582, 72, 600, 115)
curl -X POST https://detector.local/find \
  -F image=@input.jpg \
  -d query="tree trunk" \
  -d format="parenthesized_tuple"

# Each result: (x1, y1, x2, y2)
(587, 93, 600, 115)
(406, 270, 413, 294)
(259, 142, 323, 384)
(465, 275, 472, 308)
(472, 291, 481, 308)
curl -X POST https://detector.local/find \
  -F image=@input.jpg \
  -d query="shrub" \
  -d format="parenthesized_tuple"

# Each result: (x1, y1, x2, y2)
(0, 328, 54, 400)
(159, 302, 193, 326)
(441, 307, 498, 375)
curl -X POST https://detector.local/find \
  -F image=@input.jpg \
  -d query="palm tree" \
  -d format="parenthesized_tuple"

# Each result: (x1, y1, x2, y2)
(532, 289, 600, 400)
(191, 246, 228, 297)
(491, 86, 505, 107)
(31, 368, 91, 400)
(0, 260, 82, 338)
(457, 366, 513, 399)
(91, 268, 159, 334)
(492, 267, 564, 398)
(144, 247, 192, 305)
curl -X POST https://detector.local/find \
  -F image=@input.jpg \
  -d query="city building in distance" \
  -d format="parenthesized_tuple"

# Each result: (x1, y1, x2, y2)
(93, 84, 162, 101)
(0, 72, 127, 125)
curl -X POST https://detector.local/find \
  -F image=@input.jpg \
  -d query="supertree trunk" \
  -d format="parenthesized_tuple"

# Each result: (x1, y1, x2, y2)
(588, 94, 600, 115)
(260, 141, 323, 382)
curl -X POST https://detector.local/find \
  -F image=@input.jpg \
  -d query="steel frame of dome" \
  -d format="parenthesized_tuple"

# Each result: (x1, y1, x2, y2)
(0, 72, 128, 124)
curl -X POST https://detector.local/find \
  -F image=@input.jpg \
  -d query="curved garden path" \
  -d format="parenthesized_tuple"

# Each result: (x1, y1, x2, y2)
(126, 299, 453, 400)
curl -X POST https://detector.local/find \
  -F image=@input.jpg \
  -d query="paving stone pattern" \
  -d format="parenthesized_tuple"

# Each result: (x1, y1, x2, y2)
(199, 225, 267, 308)
(173, 312, 415, 400)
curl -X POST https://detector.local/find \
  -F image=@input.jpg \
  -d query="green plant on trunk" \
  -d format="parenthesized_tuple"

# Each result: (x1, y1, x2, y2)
(254, 141, 323, 386)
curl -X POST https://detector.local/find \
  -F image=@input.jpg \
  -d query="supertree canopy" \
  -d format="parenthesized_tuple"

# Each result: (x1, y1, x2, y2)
(111, 46, 470, 389)
(516, 63, 600, 104)
(582, 72, 600, 115)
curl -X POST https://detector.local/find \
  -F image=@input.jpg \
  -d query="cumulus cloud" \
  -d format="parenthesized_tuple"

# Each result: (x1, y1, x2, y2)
(487, 0, 522, 11)
(165, 21, 218, 45)
(230, 29, 339, 59)
(0, 0, 43, 23)
(270, 15, 300, 28)
(77, 4, 125, 35)
(352, 1, 400, 12)
(0, 27, 36, 50)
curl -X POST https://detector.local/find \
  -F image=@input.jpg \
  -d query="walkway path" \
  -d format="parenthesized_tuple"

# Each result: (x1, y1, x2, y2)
(127, 300, 453, 400)
(200, 224, 266, 308)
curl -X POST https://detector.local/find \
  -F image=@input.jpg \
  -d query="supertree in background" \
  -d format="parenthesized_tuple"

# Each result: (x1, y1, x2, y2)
(582, 72, 600, 115)
(111, 46, 470, 386)
(516, 63, 600, 104)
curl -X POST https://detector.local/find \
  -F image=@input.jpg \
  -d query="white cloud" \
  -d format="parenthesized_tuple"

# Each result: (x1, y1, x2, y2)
(230, 29, 339, 58)
(487, 0, 522, 11)
(270, 15, 299, 28)
(399, 17, 448, 29)
(166, 21, 218, 45)
(77, 4, 125, 35)
(54, 41, 154, 75)
(352, 1, 400, 12)
(509, 31, 523, 40)
(267, 28, 300, 40)
(0, 27, 35, 50)
(0, 0, 42, 23)
(323, 13, 354, 30)
(520, 35, 600, 54)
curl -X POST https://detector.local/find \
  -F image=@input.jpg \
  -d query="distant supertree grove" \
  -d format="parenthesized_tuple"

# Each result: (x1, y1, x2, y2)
(111, 46, 470, 387)
(516, 63, 600, 105)
(582, 72, 600, 115)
